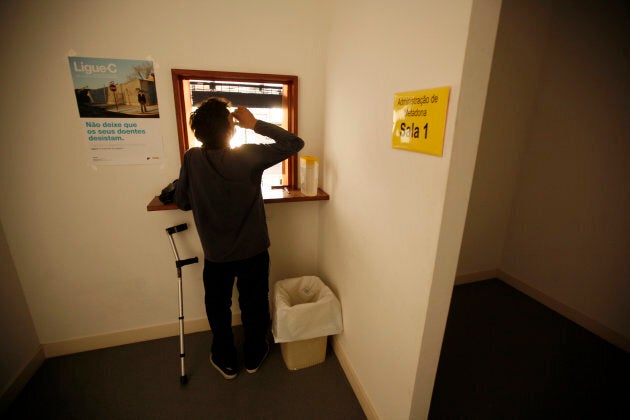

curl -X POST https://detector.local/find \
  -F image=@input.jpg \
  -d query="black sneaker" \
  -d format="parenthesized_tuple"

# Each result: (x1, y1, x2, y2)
(245, 341, 270, 374)
(210, 354, 238, 380)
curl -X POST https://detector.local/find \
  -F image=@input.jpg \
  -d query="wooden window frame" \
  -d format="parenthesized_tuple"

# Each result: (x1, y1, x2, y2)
(171, 69, 299, 189)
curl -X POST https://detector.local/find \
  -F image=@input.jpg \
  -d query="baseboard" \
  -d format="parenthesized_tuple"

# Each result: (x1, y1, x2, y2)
(331, 336, 379, 420)
(1, 346, 45, 413)
(454, 269, 501, 285)
(496, 270, 630, 353)
(42, 315, 241, 358)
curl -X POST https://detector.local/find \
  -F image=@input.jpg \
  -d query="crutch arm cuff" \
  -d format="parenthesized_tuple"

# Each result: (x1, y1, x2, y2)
(166, 223, 189, 235)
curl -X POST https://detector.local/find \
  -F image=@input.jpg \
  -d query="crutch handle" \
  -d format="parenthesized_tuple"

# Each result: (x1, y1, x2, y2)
(176, 257, 199, 268)
(166, 223, 189, 235)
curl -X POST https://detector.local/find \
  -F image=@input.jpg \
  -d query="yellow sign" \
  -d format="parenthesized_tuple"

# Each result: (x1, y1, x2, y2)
(392, 86, 450, 156)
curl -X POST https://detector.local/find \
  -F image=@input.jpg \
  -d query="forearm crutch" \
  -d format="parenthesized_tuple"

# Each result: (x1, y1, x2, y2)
(166, 223, 198, 385)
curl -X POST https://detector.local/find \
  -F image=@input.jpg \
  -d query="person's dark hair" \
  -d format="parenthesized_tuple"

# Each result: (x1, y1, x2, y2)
(189, 97, 232, 149)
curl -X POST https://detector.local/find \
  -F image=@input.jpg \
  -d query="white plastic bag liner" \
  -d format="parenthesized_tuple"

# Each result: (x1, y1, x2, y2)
(272, 276, 343, 343)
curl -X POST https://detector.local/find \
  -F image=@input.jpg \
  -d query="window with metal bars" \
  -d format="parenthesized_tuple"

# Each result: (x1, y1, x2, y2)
(172, 70, 299, 189)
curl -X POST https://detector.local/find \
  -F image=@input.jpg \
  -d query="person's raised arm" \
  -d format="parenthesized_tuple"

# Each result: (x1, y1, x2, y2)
(232, 106, 257, 130)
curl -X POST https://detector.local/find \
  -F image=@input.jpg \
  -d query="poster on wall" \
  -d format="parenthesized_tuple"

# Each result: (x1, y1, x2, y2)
(391, 86, 450, 156)
(68, 56, 163, 165)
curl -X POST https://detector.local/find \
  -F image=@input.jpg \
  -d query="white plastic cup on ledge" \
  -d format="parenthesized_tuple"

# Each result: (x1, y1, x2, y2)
(299, 156, 319, 196)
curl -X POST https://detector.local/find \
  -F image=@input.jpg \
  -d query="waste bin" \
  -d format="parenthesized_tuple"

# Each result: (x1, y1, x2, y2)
(272, 276, 343, 370)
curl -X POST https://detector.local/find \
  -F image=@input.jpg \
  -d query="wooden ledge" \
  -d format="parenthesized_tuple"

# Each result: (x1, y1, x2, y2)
(147, 188, 329, 211)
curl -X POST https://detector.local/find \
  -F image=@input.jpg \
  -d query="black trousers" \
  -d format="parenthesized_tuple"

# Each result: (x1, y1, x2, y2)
(203, 250, 270, 365)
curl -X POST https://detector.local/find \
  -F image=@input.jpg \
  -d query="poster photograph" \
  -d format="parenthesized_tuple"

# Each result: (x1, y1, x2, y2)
(68, 56, 163, 165)
(392, 86, 450, 156)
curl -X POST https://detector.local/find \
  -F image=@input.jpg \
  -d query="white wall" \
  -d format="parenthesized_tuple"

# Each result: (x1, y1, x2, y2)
(457, 0, 553, 275)
(320, 1, 500, 418)
(410, 1, 502, 417)
(0, 0, 330, 345)
(0, 223, 41, 408)
(501, 0, 630, 338)
(458, 0, 629, 344)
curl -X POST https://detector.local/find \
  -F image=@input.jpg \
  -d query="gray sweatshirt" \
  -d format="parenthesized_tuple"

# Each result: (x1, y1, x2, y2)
(175, 120, 305, 262)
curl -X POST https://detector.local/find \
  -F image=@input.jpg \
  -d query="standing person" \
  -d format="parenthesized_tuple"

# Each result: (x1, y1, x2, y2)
(174, 97, 304, 379)
(138, 90, 148, 113)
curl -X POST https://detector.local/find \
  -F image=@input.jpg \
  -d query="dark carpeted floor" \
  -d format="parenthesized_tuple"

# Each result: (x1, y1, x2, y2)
(429, 278, 629, 419)
(5, 328, 365, 419)
(6, 279, 629, 419)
